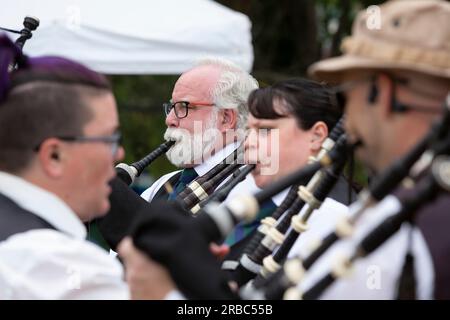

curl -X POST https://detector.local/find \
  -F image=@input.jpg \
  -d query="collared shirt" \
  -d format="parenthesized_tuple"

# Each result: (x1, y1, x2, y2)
(141, 142, 241, 202)
(0, 172, 129, 299)
(228, 181, 350, 254)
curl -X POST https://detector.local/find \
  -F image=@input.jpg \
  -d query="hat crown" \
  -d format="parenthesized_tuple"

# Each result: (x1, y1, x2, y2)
(308, 0, 450, 82)
(353, 0, 450, 52)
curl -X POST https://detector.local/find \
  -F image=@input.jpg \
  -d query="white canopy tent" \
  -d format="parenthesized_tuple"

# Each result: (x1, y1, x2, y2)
(1, 0, 254, 74)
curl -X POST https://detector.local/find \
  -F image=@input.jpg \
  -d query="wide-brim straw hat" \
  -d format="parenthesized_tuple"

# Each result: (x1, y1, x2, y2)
(309, 0, 450, 84)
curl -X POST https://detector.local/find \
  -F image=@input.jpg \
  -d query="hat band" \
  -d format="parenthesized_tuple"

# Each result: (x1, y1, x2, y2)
(341, 36, 450, 70)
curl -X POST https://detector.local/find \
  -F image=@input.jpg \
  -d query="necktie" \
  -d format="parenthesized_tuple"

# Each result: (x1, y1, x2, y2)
(224, 198, 277, 246)
(168, 168, 199, 200)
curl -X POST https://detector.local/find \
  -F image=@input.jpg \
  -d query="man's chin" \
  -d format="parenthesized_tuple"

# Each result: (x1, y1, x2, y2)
(355, 148, 377, 174)
(96, 201, 111, 217)
(252, 173, 272, 189)
(81, 201, 110, 223)
(166, 151, 208, 168)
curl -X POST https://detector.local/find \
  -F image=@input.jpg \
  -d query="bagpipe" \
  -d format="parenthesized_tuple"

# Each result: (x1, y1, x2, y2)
(0, 17, 39, 103)
(123, 118, 358, 299)
(176, 144, 243, 200)
(120, 115, 352, 262)
(113, 139, 257, 215)
(178, 163, 243, 212)
(239, 95, 450, 300)
(171, 117, 353, 249)
(100, 140, 254, 248)
(98, 140, 177, 248)
(1, 16, 39, 68)
(174, 144, 257, 215)
(228, 116, 348, 286)
(115, 140, 175, 186)
(125, 94, 450, 300)
(191, 164, 257, 214)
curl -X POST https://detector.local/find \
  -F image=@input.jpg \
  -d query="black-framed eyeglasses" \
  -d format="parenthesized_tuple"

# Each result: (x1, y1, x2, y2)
(34, 132, 122, 156)
(163, 101, 215, 119)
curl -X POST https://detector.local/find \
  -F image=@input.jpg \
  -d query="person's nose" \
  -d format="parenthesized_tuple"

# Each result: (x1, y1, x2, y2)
(244, 129, 259, 164)
(165, 108, 179, 128)
(244, 128, 258, 151)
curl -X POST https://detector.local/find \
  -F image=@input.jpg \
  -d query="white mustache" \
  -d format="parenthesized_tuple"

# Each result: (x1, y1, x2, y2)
(164, 128, 189, 143)
(163, 126, 220, 167)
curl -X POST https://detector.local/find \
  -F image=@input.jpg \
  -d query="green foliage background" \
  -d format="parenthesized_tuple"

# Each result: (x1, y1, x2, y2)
(110, 75, 178, 179)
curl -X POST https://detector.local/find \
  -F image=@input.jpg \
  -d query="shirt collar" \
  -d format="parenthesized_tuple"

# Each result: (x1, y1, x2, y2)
(0, 171, 86, 239)
(194, 142, 240, 176)
(272, 188, 289, 206)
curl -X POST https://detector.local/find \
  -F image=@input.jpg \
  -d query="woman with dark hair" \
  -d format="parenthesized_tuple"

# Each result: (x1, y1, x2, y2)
(244, 78, 343, 188)
(219, 78, 354, 273)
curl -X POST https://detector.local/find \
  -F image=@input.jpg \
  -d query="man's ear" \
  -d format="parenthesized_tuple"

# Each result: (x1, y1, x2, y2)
(37, 138, 65, 178)
(310, 121, 328, 153)
(219, 108, 238, 132)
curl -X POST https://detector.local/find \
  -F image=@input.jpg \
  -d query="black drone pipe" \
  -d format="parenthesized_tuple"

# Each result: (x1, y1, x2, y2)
(115, 140, 175, 186)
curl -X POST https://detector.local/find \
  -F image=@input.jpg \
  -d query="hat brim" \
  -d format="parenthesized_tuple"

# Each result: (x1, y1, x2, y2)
(308, 54, 450, 84)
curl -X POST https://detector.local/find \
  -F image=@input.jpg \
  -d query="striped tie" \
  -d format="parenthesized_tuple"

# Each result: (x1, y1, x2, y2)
(224, 199, 278, 246)
(168, 168, 198, 200)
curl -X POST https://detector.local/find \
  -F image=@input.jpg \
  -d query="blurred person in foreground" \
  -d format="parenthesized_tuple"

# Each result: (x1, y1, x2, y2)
(0, 34, 128, 299)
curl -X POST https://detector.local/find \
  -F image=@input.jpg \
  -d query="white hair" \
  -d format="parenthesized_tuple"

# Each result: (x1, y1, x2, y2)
(195, 57, 259, 131)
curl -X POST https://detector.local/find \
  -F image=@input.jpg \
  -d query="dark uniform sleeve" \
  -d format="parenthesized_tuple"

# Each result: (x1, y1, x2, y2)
(97, 177, 150, 250)
(129, 200, 239, 300)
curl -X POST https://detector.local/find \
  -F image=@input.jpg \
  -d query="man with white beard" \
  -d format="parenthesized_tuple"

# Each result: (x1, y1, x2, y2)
(93, 58, 260, 257)
(138, 58, 259, 259)
(141, 58, 259, 203)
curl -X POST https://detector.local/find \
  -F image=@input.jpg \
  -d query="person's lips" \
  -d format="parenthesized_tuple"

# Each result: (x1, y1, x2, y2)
(253, 163, 261, 175)
(244, 149, 259, 165)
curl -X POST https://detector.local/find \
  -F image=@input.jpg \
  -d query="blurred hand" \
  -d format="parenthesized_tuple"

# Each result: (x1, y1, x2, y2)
(209, 242, 230, 260)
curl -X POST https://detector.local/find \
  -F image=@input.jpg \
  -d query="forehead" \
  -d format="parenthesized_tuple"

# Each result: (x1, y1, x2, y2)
(83, 92, 118, 132)
(334, 72, 373, 102)
(247, 114, 291, 127)
(172, 65, 222, 101)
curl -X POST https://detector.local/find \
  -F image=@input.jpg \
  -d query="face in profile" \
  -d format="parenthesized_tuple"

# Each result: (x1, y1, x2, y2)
(244, 109, 316, 189)
(64, 92, 124, 221)
(342, 79, 383, 173)
(163, 65, 226, 167)
(164, 108, 221, 167)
